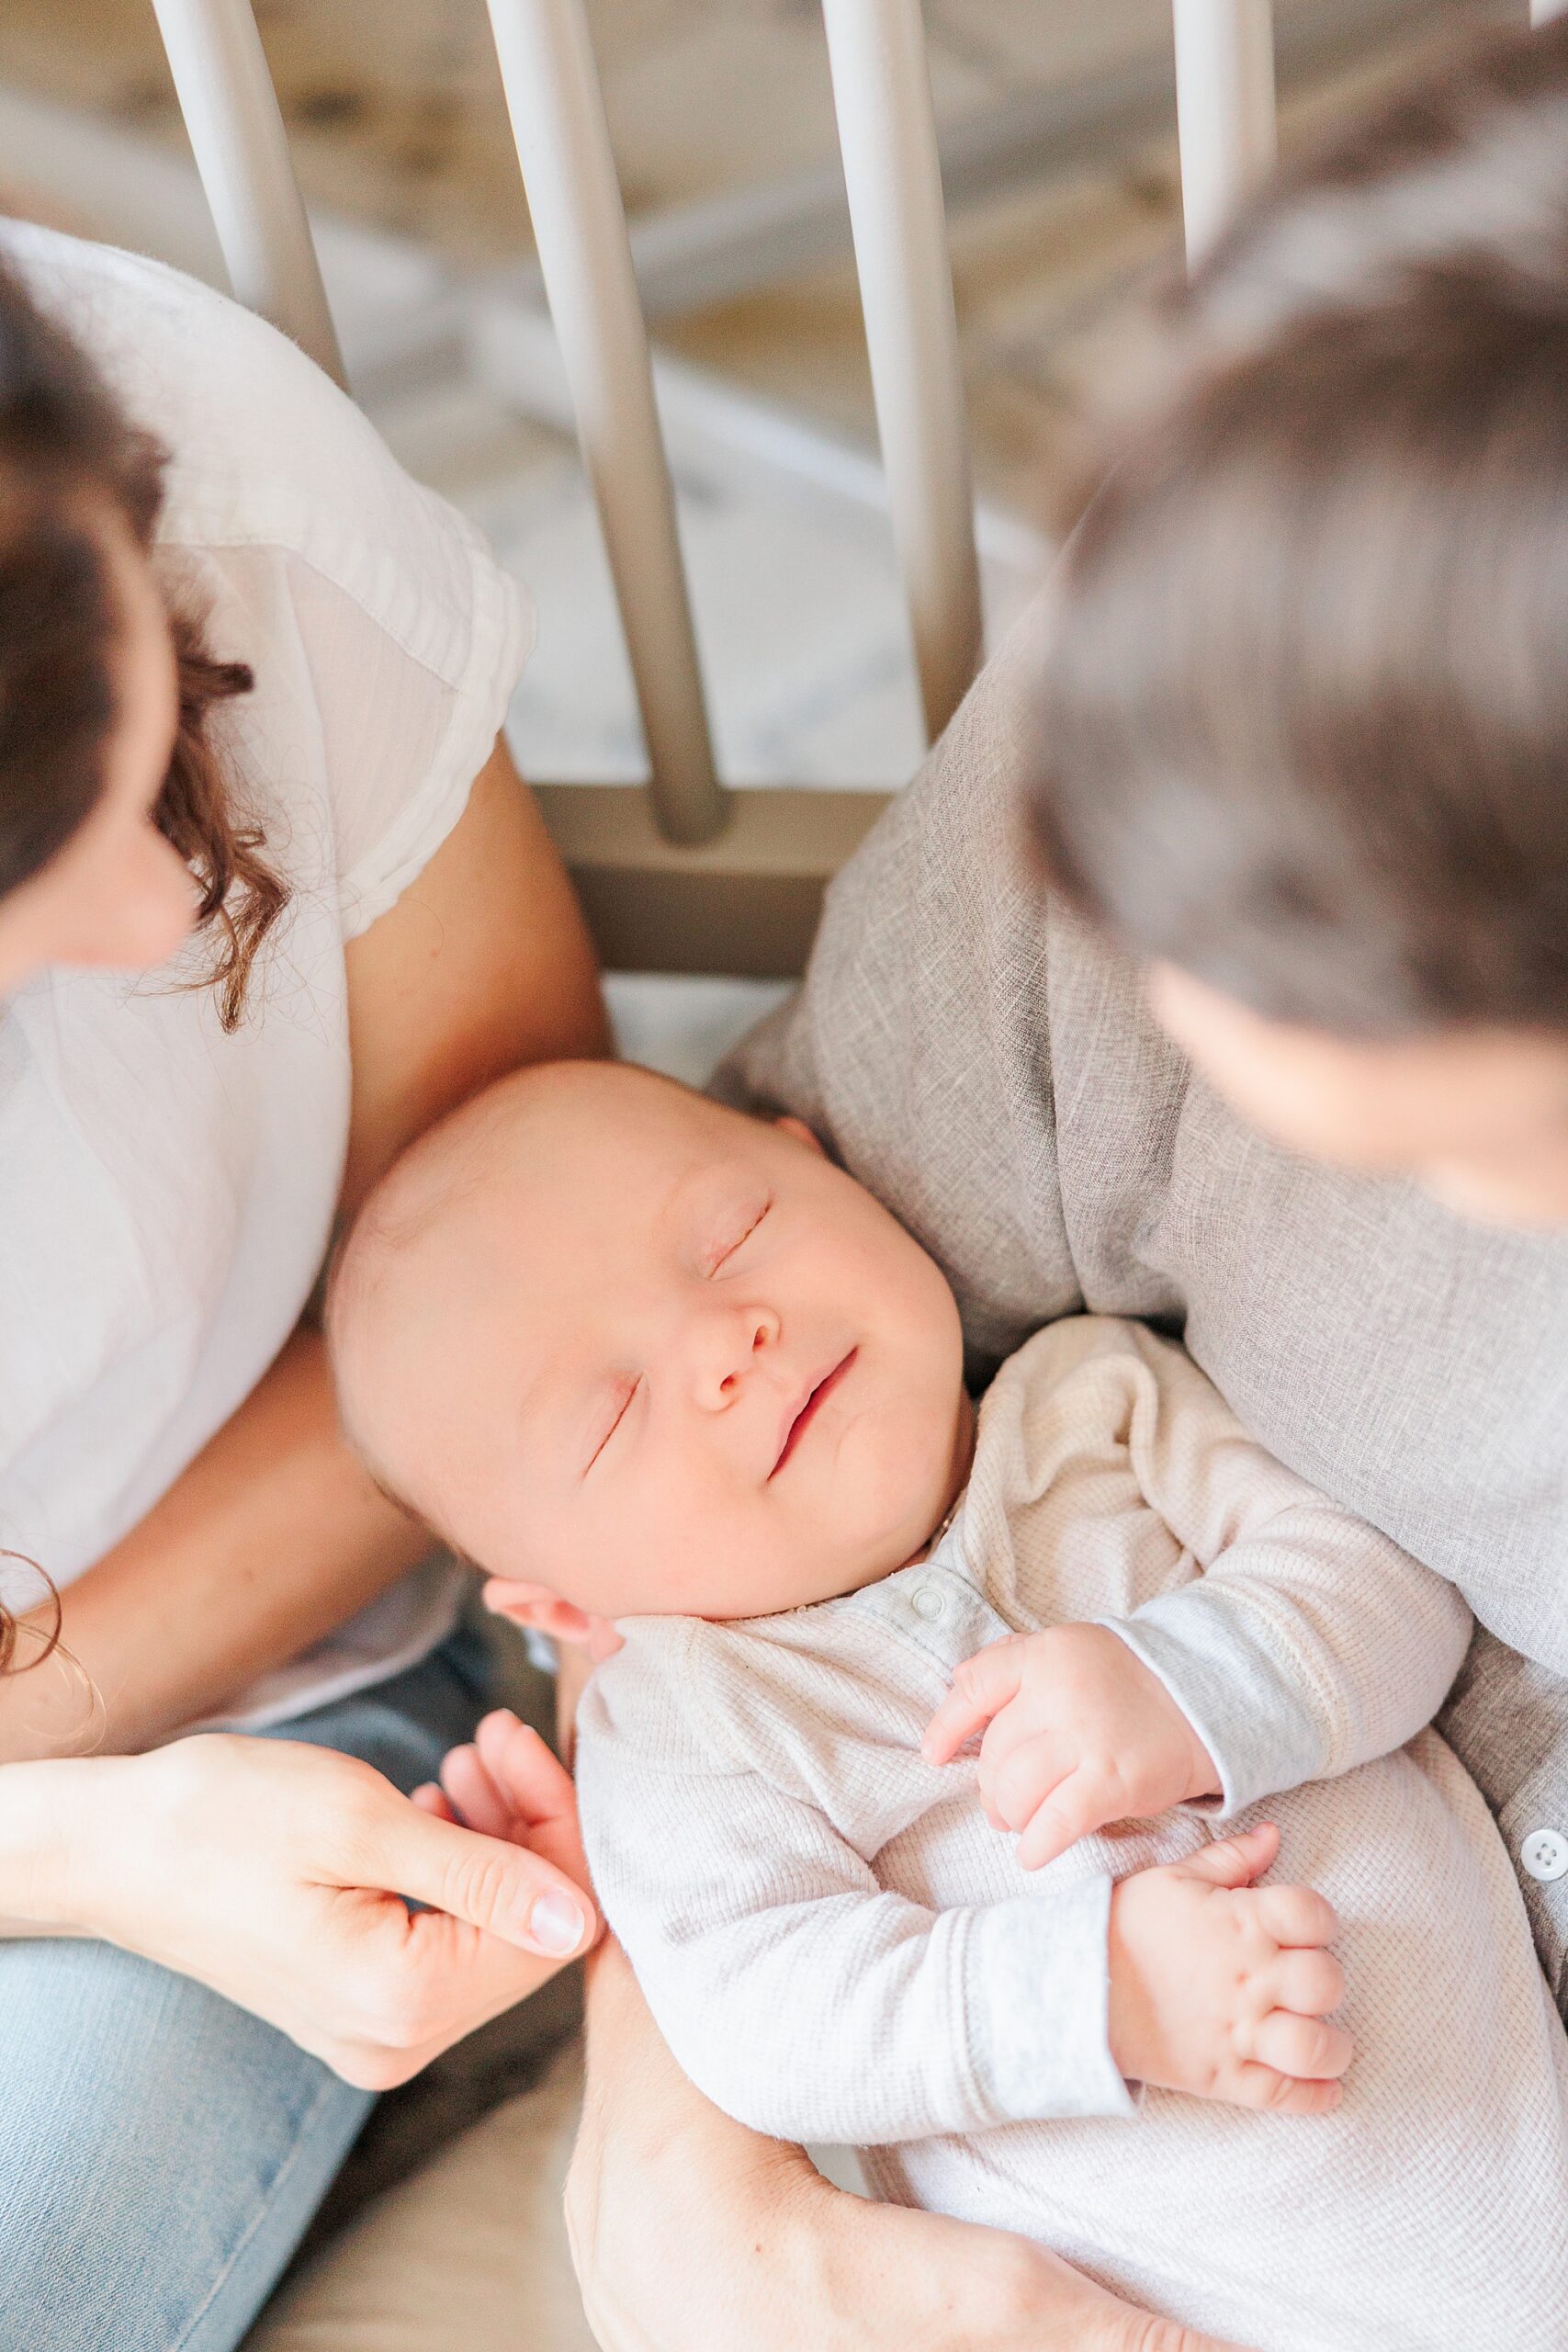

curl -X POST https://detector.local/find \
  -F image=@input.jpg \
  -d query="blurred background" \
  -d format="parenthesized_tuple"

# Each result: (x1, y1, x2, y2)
(0, 0, 1509, 1069)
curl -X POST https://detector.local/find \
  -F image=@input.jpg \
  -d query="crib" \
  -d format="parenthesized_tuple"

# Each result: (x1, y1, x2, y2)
(9, 0, 1548, 990)
(6, 1, 1560, 2342)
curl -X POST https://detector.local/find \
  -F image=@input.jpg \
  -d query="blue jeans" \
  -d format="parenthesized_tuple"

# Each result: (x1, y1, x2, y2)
(0, 1630, 495, 2352)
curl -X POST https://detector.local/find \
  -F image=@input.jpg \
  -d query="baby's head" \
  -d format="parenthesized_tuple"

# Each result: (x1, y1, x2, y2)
(329, 1062, 969, 1624)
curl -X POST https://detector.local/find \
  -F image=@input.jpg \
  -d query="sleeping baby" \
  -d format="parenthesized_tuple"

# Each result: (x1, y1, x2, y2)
(328, 1059, 1568, 2351)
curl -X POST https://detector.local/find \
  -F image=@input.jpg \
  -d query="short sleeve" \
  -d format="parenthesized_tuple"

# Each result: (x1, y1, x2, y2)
(282, 525, 533, 942)
(13, 220, 538, 946)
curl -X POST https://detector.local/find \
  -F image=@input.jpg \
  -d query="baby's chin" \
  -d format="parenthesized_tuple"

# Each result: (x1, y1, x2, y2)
(639, 1533, 903, 1623)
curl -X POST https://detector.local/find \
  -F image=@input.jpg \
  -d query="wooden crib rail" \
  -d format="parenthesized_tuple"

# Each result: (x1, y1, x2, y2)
(140, 0, 1520, 976)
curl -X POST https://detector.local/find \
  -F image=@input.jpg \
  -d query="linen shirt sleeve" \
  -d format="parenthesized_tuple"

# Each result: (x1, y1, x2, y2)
(576, 1625, 1133, 2146)
(1099, 1327, 1473, 1816)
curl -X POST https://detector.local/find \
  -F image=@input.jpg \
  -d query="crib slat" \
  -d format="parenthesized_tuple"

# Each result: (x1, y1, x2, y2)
(150, 0, 344, 385)
(820, 0, 983, 746)
(484, 0, 728, 849)
(1171, 0, 1278, 270)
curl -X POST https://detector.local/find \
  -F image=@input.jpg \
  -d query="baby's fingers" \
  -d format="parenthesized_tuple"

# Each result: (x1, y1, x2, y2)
(474, 1713, 579, 1833)
(1271, 1942, 1346, 2019)
(1257, 1879, 1338, 1951)
(1015, 1766, 1110, 1870)
(1251, 2008, 1353, 2084)
(922, 1638, 1027, 1766)
(440, 1741, 513, 1839)
(1228, 2062, 1344, 2118)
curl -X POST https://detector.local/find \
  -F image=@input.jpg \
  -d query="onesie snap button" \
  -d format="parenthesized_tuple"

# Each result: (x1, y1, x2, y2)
(1521, 1828, 1568, 1883)
(910, 1582, 947, 1623)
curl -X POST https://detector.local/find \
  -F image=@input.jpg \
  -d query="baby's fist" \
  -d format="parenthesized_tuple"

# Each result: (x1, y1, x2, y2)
(1107, 1823, 1350, 2115)
(922, 1622, 1220, 1868)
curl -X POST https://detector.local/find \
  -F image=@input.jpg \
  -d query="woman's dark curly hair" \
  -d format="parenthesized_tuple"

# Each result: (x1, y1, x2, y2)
(0, 254, 287, 1029)
(0, 256, 288, 1689)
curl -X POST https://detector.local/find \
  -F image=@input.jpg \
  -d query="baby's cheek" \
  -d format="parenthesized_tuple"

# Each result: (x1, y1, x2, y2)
(854, 1402, 948, 1542)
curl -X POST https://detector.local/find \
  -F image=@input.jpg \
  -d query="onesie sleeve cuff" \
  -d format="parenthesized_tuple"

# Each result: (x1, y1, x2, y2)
(1099, 1592, 1328, 1818)
(963, 1873, 1134, 2122)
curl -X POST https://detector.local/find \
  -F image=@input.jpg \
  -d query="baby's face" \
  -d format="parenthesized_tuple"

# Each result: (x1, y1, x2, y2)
(345, 1066, 968, 1621)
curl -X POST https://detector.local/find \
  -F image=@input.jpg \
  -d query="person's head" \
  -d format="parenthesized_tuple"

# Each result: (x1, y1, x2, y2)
(1030, 19, 1568, 1226)
(0, 258, 282, 1013)
(328, 1060, 969, 1629)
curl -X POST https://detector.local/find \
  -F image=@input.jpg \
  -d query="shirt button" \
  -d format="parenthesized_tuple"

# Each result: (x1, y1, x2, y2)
(1521, 1829, 1568, 1883)
(910, 1583, 947, 1623)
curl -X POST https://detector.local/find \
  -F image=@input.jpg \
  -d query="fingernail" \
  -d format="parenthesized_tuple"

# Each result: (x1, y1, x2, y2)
(528, 1890, 587, 1954)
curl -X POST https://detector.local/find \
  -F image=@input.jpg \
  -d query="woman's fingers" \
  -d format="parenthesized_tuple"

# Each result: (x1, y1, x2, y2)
(341, 1905, 582, 2087)
(357, 1789, 596, 1959)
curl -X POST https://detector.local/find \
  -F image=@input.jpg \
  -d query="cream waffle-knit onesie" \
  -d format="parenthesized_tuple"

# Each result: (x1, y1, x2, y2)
(578, 1317, 1568, 2350)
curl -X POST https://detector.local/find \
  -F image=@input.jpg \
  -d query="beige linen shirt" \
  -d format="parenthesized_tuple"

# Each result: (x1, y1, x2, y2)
(578, 1318, 1568, 2352)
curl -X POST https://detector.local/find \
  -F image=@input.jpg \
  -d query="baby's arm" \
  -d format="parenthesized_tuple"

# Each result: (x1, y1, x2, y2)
(577, 1632, 1348, 2145)
(928, 1325, 1472, 1868)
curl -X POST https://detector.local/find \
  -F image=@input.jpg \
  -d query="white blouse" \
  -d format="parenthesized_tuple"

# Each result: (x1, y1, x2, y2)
(0, 222, 532, 1724)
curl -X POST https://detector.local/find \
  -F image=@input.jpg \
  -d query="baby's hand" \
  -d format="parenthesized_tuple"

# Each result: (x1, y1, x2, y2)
(922, 1623, 1220, 1868)
(1107, 1822, 1350, 2114)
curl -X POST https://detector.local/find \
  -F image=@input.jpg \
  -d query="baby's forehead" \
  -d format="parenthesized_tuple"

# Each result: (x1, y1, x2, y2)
(481, 1070, 753, 1253)
(509, 1068, 734, 1188)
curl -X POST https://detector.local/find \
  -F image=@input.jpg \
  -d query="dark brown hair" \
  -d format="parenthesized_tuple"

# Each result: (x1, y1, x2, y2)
(0, 254, 286, 1031)
(1030, 18, 1568, 1038)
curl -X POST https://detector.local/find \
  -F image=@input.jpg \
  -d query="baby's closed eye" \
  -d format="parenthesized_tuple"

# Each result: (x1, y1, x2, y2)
(584, 1375, 641, 1475)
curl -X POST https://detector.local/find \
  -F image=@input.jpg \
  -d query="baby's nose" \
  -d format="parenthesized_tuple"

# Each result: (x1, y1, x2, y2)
(692, 1303, 779, 1409)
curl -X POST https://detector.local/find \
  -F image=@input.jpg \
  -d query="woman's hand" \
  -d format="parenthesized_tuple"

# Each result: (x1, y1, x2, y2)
(1, 1727, 598, 2087)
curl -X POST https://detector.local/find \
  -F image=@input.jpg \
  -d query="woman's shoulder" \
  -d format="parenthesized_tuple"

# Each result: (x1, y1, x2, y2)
(0, 220, 520, 687)
(1, 224, 530, 928)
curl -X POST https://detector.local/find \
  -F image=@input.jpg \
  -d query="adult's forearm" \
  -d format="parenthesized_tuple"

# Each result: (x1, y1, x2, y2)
(570, 1940, 1234, 2352)
(0, 1327, 430, 1763)
(0, 1754, 102, 1933)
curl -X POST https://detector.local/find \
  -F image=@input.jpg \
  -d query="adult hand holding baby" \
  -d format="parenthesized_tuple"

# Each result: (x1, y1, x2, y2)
(566, 1938, 1258, 2352)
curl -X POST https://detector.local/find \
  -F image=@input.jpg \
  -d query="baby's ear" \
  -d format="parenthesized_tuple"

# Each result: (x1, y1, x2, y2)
(483, 1578, 605, 1650)
(775, 1114, 826, 1157)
